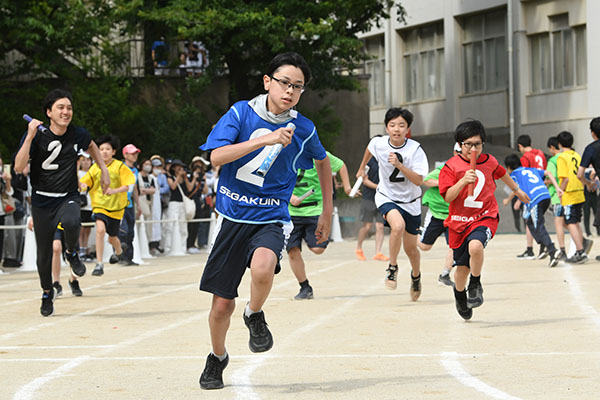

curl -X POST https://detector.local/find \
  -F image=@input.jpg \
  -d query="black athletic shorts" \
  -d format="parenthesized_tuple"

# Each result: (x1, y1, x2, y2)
(286, 215, 328, 251)
(81, 210, 93, 224)
(93, 213, 121, 237)
(200, 217, 291, 299)
(453, 226, 492, 268)
(420, 213, 448, 246)
(564, 203, 583, 225)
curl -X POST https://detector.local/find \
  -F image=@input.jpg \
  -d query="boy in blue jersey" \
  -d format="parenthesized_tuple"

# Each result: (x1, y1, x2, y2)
(197, 52, 333, 390)
(503, 154, 563, 267)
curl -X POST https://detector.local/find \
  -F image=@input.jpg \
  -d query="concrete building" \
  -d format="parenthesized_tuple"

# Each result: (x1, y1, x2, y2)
(360, 0, 599, 154)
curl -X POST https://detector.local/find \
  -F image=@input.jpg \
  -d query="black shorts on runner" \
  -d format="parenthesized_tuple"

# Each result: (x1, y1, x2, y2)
(286, 215, 328, 251)
(453, 226, 492, 268)
(81, 209, 93, 224)
(200, 217, 290, 299)
(93, 213, 121, 237)
(420, 214, 448, 246)
(564, 203, 583, 225)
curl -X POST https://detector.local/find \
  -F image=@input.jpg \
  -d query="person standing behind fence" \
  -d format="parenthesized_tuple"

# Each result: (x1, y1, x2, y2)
(186, 157, 208, 254)
(119, 144, 141, 266)
(164, 159, 192, 254)
(137, 159, 156, 246)
(14, 89, 110, 316)
(80, 135, 135, 277)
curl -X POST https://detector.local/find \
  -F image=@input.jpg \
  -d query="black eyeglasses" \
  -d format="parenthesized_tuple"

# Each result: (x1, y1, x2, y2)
(461, 141, 484, 149)
(270, 76, 305, 93)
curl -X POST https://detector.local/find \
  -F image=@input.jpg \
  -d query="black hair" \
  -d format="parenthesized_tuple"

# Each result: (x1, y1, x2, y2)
(94, 135, 120, 152)
(454, 119, 486, 143)
(43, 89, 73, 118)
(590, 117, 600, 136)
(547, 136, 559, 150)
(557, 131, 574, 148)
(384, 108, 414, 127)
(266, 52, 312, 85)
(517, 134, 531, 147)
(504, 154, 522, 170)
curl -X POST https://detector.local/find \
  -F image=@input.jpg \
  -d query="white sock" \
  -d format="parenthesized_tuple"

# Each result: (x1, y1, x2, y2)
(211, 350, 228, 361)
(441, 269, 450, 277)
(244, 303, 259, 318)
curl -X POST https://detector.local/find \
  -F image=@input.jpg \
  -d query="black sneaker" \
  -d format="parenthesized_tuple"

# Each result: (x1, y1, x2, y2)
(69, 279, 83, 296)
(243, 310, 273, 353)
(385, 265, 398, 290)
(92, 263, 104, 276)
(548, 249, 561, 268)
(53, 281, 63, 297)
(294, 285, 314, 300)
(467, 281, 484, 309)
(438, 272, 453, 287)
(110, 243, 128, 264)
(67, 251, 86, 277)
(199, 353, 229, 390)
(119, 259, 139, 266)
(40, 289, 55, 317)
(583, 238, 593, 255)
(455, 298, 473, 320)
(516, 250, 535, 260)
(566, 252, 589, 264)
(558, 251, 567, 260)
(409, 273, 421, 301)
(537, 247, 549, 260)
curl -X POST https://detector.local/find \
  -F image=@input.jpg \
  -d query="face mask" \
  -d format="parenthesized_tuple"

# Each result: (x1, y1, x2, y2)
(143, 165, 152, 173)
(153, 168, 162, 175)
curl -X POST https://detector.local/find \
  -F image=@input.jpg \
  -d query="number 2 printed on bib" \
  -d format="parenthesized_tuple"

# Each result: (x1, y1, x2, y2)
(464, 170, 485, 208)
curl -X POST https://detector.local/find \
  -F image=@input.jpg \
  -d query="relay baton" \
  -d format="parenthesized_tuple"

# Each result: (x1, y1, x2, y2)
(23, 114, 49, 133)
(468, 149, 477, 196)
(297, 188, 315, 203)
(349, 165, 370, 198)
(256, 122, 296, 177)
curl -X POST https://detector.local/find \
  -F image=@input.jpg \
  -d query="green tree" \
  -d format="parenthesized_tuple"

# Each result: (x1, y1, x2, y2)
(137, 0, 405, 102)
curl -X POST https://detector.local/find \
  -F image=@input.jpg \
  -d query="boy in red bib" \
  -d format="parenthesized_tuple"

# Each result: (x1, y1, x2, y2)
(439, 120, 529, 320)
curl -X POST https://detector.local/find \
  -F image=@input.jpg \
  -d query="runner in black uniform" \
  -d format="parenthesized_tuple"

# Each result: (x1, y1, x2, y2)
(14, 89, 110, 317)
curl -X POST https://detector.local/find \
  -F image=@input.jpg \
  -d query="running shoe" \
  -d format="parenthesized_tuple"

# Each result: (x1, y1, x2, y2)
(409, 273, 421, 301)
(566, 251, 588, 264)
(199, 353, 229, 390)
(40, 288, 56, 317)
(548, 249, 561, 268)
(537, 246, 549, 260)
(373, 253, 390, 261)
(92, 263, 104, 276)
(455, 298, 472, 320)
(69, 279, 83, 296)
(355, 248, 366, 261)
(294, 285, 314, 300)
(438, 272, 453, 287)
(109, 243, 128, 264)
(243, 310, 273, 353)
(385, 265, 398, 290)
(516, 249, 535, 260)
(67, 251, 86, 277)
(583, 238, 593, 255)
(467, 281, 484, 309)
(53, 281, 63, 297)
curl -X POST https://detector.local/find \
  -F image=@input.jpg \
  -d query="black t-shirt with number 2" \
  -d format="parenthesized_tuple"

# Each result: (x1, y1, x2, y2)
(20, 125, 91, 208)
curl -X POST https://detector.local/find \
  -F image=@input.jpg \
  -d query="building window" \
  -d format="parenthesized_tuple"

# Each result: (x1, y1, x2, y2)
(364, 36, 385, 107)
(530, 14, 586, 93)
(462, 9, 507, 94)
(402, 22, 444, 102)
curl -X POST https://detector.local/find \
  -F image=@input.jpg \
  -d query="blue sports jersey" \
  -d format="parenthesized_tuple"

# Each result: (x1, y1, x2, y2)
(200, 101, 327, 224)
(510, 167, 550, 208)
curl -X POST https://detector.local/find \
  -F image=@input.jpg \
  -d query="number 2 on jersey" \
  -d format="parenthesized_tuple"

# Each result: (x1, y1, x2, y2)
(464, 170, 485, 208)
(41, 140, 62, 170)
(389, 152, 405, 182)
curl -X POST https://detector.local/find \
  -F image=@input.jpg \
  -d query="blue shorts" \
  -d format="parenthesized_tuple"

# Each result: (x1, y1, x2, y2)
(200, 217, 291, 299)
(378, 203, 421, 235)
(452, 226, 492, 268)
(93, 213, 121, 237)
(564, 203, 583, 225)
(420, 214, 448, 245)
(286, 215, 328, 251)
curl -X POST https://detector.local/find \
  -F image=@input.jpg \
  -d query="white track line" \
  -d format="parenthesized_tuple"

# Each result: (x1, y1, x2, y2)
(561, 263, 600, 330)
(440, 352, 522, 400)
(230, 259, 372, 400)
(12, 309, 208, 400)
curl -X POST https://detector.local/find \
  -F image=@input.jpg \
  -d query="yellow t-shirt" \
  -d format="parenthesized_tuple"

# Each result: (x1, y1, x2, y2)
(80, 159, 136, 219)
(557, 149, 585, 206)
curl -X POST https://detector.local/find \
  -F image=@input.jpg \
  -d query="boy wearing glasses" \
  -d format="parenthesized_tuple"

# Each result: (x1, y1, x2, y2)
(356, 108, 429, 301)
(438, 120, 529, 320)
(198, 52, 333, 390)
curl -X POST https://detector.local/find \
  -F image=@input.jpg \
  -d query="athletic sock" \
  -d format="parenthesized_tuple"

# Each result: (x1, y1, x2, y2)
(299, 279, 310, 289)
(411, 272, 421, 281)
(526, 246, 533, 253)
(211, 351, 228, 362)
(453, 287, 467, 302)
(440, 269, 450, 277)
(244, 303, 260, 318)
(469, 274, 481, 287)
(560, 247, 566, 253)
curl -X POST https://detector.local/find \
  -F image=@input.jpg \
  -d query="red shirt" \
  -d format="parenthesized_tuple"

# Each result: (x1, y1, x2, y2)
(439, 153, 506, 248)
(520, 148, 547, 169)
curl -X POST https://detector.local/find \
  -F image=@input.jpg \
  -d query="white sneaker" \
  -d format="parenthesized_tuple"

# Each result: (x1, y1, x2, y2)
(187, 247, 202, 254)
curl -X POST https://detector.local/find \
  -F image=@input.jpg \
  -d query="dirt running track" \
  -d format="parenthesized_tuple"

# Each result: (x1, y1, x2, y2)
(1, 234, 599, 399)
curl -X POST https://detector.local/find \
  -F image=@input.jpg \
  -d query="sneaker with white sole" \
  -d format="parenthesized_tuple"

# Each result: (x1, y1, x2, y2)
(385, 265, 398, 289)
(40, 288, 56, 317)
